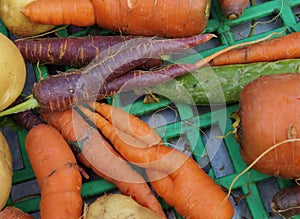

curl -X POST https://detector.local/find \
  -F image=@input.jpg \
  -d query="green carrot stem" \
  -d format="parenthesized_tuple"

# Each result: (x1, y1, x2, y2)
(0, 95, 39, 117)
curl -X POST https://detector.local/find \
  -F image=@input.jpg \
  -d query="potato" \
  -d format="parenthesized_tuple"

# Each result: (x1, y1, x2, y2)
(0, 132, 13, 210)
(84, 194, 164, 219)
(0, 0, 55, 37)
(0, 33, 26, 111)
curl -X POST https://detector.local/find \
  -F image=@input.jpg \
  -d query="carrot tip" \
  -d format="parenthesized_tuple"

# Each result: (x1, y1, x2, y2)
(227, 13, 239, 20)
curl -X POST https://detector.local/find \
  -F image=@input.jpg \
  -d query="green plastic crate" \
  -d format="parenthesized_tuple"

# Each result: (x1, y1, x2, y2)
(1, 0, 300, 218)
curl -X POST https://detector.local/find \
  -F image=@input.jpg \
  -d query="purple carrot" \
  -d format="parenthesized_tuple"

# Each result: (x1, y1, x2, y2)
(14, 35, 137, 67)
(271, 185, 300, 218)
(0, 34, 214, 115)
(96, 64, 197, 99)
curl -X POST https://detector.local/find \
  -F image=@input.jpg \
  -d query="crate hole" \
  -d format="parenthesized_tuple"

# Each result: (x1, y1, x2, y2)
(201, 124, 234, 178)
(256, 177, 282, 219)
(11, 179, 40, 202)
(3, 128, 24, 171)
(293, 5, 300, 22)
(167, 135, 193, 156)
(139, 106, 180, 129)
(231, 14, 283, 41)
(230, 189, 252, 219)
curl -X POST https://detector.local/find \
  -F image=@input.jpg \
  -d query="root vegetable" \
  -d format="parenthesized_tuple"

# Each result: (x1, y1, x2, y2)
(80, 102, 234, 219)
(21, 0, 211, 38)
(271, 185, 300, 219)
(84, 194, 164, 219)
(236, 73, 300, 179)
(12, 108, 83, 218)
(0, 0, 55, 37)
(42, 109, 166, 218)
(0, 132, 12, 211)
(210, 32, 300, 66)
(0, 33, 26, 111)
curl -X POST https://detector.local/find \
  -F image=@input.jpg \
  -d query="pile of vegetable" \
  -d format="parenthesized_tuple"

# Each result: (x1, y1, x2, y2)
(1, 0, 300, 218)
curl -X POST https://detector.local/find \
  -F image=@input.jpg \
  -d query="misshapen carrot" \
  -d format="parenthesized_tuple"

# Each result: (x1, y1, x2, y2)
(25, 124, 82, 219)
(22, 0, 210, 38)
(81, 102, 234, 219)
(210, 32, 300, 66)
(22, 0, 95, 26)
(91, 0, 210, 37)
(41, 109, 166, 218)
(236, 73, 300, 179)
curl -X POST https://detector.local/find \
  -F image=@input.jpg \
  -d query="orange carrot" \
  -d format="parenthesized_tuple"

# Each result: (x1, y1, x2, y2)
(0, 206, 34, 219)
(22, 0, 95, 26)
(41, 110, 166, 218)
(235, 73, 300, 179)
(210, 32, 300, 66)
(25, 124, 82, 219)
(22, 0, 210, 38)
(218, 0, 249, 20)
(80, 102, 234, 219)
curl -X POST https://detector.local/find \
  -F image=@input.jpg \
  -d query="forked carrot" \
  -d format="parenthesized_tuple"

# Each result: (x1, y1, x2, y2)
(80, 102, 234, 219)
(22, 0, 95, 26)
(41, 109, 166, 218)
(210, 32, 300, 66)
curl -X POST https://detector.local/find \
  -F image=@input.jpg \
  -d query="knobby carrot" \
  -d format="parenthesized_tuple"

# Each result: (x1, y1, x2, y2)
(80, 102, 234, 219)
(218, 0, 249, 20)
(12, 107, 83, 218)
(210, 32, 300, 66)
(22, 0, 211, 38)
(41, 109, 166, 218)
(22, 0, 95, 26)
(0, 206, 34, 219)
(236, 73, 300, 179)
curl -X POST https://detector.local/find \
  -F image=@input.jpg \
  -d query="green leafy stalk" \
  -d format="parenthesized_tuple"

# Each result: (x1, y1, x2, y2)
(0, 95, 39, 117)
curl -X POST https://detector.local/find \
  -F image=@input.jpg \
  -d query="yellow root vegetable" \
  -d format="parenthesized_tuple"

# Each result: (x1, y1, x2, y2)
(0, 132, 13, 210)
(83, 194, 164, 219)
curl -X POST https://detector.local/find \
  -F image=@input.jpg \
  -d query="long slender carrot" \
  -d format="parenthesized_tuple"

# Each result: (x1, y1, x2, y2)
(41, 109, 166, 218)
(11, 107, 83, 218)
(22, 0, 95, 26)
(80, 102, 234, 219)
(0, 206, 34, 219)
(210, 32, 300, 66)
(21, 0, 211, 38)
(218, 0, 249, 20)
(14, 35, 163, 68)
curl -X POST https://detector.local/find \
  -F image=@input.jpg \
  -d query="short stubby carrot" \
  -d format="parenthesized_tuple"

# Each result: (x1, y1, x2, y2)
(237, 73, 300, 179)
(22, 0, 95, 26)
(80, 102, 234, 219)
(41, 109, 166, 218)
(25, 124, 82, 218)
